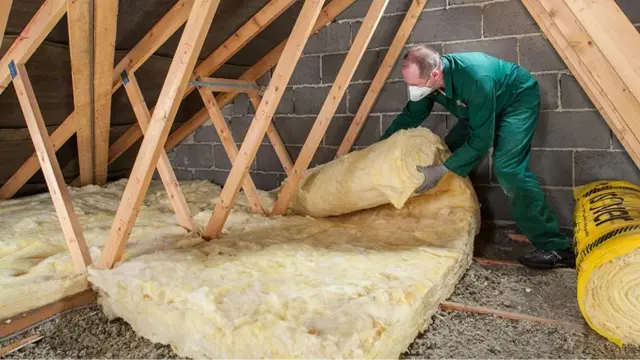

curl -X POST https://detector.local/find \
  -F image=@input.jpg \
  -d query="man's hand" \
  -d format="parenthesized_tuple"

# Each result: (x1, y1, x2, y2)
(415, 164, 448, 194)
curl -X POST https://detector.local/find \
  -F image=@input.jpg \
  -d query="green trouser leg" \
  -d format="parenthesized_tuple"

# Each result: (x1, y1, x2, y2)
(492, 80, 570, 250)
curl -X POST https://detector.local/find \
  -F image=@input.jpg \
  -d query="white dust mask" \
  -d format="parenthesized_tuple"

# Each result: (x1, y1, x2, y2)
(408, 85, 434, 102)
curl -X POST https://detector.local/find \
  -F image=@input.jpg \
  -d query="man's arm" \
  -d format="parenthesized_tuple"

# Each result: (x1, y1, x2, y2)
(443, 75, 496, 177)
(380, 96, 435, 141)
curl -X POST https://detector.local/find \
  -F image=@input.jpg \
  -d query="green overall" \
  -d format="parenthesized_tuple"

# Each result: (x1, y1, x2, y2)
(381, 52, 570, 250)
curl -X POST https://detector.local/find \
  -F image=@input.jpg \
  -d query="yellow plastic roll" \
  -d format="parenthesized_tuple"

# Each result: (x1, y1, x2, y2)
(573, 180, 640, 346)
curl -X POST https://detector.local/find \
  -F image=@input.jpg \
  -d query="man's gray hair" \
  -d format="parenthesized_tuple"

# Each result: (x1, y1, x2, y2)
(402, 45, 442, 78)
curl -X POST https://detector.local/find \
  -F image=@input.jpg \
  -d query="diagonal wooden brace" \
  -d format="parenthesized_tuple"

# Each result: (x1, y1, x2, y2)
(121, 70, 197, 231)
(336, 0, 427, 157)
(271, 0, 389, 216)
(99, 0, 220, 269)
(203, 0, 326, 239)
(247, 92, 293, 175)
(197, 85, 266, 214)
(10, 61, 91, 272)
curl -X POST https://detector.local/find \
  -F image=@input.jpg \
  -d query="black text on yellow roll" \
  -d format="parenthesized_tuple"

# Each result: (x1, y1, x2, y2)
(573, 180, 640, 346)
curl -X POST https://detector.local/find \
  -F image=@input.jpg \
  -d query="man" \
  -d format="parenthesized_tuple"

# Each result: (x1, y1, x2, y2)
(381, 45, 575, 269)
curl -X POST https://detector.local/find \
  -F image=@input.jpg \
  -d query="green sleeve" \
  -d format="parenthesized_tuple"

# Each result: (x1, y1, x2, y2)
(380, 96, 435, 141)
(443, 76, 496, 177)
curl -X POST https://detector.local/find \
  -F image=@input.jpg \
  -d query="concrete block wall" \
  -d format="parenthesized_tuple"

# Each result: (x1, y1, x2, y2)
(170, 0, 640, 230)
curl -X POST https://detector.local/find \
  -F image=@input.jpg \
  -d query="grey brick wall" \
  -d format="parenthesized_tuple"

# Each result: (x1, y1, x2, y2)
(170, 0, 640, 230)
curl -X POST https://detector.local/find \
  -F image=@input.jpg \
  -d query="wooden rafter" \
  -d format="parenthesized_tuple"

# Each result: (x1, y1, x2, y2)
(1, 0, 193, 197)
(197, 86, 266, 213)
(522, 0, 640, 166)
(0, 0, 12, 49)
(203, 0, 325, 239)
(121, 70, 197, 231)
(271, 0, 389, 216)
(337, 0, 427, 157)
(105, 0, 357, 170)
(99, 0, 221, 269)
(93, 0, 119, 184)
(0, 0, 67, 94)
(248, 92, 293, 174)
(67, 0, 94, 185)
(10, 62, 91, 272)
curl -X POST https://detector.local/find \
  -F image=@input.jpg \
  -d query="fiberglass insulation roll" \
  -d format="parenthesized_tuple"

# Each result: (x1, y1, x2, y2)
(573, 180, 640, 346)
(287, 128, 451, 217)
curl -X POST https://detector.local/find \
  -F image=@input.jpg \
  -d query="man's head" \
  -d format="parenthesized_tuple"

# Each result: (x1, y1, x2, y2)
(401, 45, 444, 101)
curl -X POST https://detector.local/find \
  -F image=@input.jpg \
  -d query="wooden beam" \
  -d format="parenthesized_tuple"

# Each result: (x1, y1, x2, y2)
(99, 0, 220, 269)
(336, 0, 427, 157)
(102, 0, 312, 169)
(0, 118, 76, 199)
(108, 0, 357, 168)
(93, 0, 119, 185)
(197, 86, 266, 214)
(67, 0, 94, 185)
(0, 334, 44, 357)
(522, 0, 640, 165)
(111, 0, 194, 93)
(439, 301, 586, 330)
(0, 0, 67, 94)
(0, 290, 96, 338)
(190, 77, 259, 93)
(248, 91, 293, 174)
(563, 0, 640, 114)
(271, 0, 389, 216)
(121, 71, 197, 231)
(203, 0, 325, 239)
(0, 0, 13, 49)
(10, 62, 91, 272)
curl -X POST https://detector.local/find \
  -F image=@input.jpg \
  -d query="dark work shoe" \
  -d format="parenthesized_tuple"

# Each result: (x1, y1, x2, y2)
(518, 248, 576, 269)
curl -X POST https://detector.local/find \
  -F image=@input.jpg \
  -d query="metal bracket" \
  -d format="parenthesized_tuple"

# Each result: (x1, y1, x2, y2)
(120, 70, 129, 85)
(8, 61, 17, 80)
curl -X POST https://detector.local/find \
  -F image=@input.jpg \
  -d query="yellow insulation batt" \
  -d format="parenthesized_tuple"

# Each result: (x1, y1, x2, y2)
(573, 180, 640, 346)
(0, 180, 280, 319)
(289, 127, 450, 217)
(86, 128, 480, 358)
(88, 173, 479, 359)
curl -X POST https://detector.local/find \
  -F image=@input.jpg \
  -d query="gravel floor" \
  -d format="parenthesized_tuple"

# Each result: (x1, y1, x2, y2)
(3, 263, 640, 359)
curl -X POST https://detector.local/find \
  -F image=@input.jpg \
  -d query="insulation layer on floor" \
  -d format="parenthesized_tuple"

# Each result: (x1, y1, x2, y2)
(0, 179, 278, 319)
(2, 129, 480, 358)
(88, 173, 480, 359)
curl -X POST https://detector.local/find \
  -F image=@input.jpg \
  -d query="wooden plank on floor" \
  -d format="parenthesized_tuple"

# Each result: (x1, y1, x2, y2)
(0, 0, 13, 49)
(93, 0, 119, 185)
(440, 301, 587, 330)
(99, 0, 220, 269)
(203, 0, 325, 239)
(10, 62, 92, 272)
(271, 0, 389, 216)
(0, 290, 96, 338)
(248, 92, 293, 174)
(0, 0, 67, 94)
(67, 0, 94, 185)
(163, 0, 358, 154)
(121, 71, 197, 231)
(336, 0, 427, 157)
(0, 334, 44, 356)
(198, 87, 266, 214)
